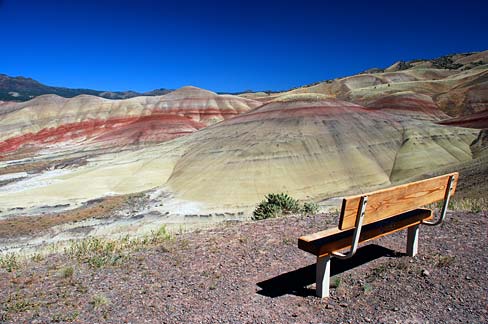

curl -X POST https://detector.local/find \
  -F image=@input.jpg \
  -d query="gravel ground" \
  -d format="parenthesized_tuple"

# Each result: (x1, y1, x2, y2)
(1, 210, 487, 323)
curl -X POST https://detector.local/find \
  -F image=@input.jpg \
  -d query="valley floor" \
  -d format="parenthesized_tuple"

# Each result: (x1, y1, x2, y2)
(1, 210, 487, 323)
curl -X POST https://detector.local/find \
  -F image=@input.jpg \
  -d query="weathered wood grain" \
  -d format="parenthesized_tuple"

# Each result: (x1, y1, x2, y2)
(338, 172, 458, 230)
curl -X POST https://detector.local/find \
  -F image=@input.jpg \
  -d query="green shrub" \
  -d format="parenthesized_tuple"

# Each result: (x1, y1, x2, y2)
(302, 201, 319, 215)
(0, 253, 20, 272)
(252, 193, 320, 220)
(60, 266, 74, 278)
(252, 193, 301, 220)
(266, 193, 302, 213)
(252, 202, 282, 220)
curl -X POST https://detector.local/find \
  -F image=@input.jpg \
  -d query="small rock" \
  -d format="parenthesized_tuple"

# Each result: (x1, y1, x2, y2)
(421, 269, 430, 277)
(465, 276, 472, 280)
(339, 302, 348, 308)
(393, 307, 399, 311)
(364, 317, 371, 322)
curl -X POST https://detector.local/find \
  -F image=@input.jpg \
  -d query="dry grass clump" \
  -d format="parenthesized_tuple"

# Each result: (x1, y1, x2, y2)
(426, 197, 487, 214)
(0, 253, 20, 272)
(449, 197, 488, 213)
(64, 225, 172, 268)
(0, 225, 172, 272)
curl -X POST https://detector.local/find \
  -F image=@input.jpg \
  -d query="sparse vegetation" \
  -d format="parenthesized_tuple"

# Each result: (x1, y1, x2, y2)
(252, 193, 320, 220)
(64, 225, 172, 268)
(449, 197, 488, 213)
(396, 61, 413, 71)
(0, 253, 20, 272)
(330, 276, 341, 289)
(91, 293, 110, 309)
(60, 265, 74, 278)
(362, 282, 373, 294)
(435, 254, 456, 268)
(302, 201, 319, 215)
(252, 193, 302, 220)
(2, 292, 38, 316)
(51, 310, 80, 322)
(431, 55, 463, 70)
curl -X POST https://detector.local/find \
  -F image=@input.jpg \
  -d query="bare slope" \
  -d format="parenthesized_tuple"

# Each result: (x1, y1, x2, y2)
(1, 96, 475, 212)
(164, 96, 477, 208)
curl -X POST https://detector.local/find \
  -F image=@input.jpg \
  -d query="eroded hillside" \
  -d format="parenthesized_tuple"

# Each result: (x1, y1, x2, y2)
(0, 51, 486, 251)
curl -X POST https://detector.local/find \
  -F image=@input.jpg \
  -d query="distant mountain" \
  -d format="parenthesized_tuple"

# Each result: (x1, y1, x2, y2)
(0, 74, 172, 101)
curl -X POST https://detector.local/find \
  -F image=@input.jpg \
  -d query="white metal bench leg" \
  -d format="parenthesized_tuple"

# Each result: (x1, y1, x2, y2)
(316, 254, 331, 298)
(407, 224, 420, 257)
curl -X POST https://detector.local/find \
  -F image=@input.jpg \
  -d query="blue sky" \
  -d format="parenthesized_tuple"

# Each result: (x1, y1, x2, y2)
(1, 0, 487, 92)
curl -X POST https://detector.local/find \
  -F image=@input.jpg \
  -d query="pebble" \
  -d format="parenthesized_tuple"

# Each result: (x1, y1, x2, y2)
(421, 269, 430, 277)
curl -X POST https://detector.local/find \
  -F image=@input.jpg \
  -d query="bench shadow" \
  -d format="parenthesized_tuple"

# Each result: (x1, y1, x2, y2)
(256, 244, 404, 298)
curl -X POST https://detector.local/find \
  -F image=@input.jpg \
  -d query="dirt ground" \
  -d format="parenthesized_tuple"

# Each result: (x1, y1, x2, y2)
(1, 210, 487, 323)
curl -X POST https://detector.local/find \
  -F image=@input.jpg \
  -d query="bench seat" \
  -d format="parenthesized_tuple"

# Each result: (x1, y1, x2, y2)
(298, 208, 432, 257)
(295, 172, 457, 298)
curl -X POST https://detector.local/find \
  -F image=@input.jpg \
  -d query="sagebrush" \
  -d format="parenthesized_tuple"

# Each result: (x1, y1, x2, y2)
(252, 193, 319, 220)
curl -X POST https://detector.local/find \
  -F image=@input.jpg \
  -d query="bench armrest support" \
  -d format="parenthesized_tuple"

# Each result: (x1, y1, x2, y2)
(422, 175, 455, 226)
(332, 196, 368, 259)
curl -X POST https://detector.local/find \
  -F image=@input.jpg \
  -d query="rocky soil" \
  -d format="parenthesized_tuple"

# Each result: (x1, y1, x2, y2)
(1, 209, 487, 323)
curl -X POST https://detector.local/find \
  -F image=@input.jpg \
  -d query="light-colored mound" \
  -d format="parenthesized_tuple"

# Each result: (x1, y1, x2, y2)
(364, 91, 449, 120)
(0, 87, 262, 156)
(0, 97, 478, 214)
(163, 98, 477, 209)
(0, 143, 182, 210)
(270, 93, 333, 102)
(276, 59, 488, 118)
(434, 69, 488, 116)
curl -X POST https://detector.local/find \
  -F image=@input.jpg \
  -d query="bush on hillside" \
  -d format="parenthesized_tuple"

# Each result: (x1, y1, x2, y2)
(252, 193, 319, 220)
(302, 201, 319, 215)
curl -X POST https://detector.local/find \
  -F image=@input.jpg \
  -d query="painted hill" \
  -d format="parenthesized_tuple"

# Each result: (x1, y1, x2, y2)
(0, 51, 486, 251)
(242, 51, 488, 123)
(162, 96, 477, 208)
(0, 86, 262, 158)
(0, 96, 477, 216)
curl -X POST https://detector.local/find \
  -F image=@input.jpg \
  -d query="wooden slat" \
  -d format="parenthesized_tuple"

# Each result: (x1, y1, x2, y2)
(298, 208, 433, 256)
(338, 172, 458, 230)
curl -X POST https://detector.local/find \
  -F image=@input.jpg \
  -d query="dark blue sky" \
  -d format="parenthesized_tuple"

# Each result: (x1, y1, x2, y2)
(1, 0, 487, 92)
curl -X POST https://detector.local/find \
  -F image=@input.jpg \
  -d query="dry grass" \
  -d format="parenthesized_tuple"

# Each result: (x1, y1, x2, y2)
(0, 225, 172, 272)
(63, 225, 171, 268)
(0, 253, 20, 272)
(449, 197, 488, 213)
(426, 197, 487, 214)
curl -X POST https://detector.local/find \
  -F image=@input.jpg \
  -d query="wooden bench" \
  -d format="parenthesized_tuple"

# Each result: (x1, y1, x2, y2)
(298, 172, 458, 298)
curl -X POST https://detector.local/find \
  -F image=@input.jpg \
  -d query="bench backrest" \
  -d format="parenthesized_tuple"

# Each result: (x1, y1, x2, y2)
(338, 172, 458, 230)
